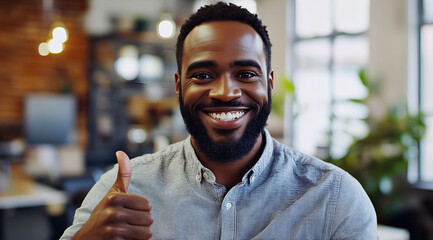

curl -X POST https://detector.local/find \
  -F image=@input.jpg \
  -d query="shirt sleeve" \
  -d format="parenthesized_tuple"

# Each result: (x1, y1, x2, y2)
(330, 172, 378, 240)
(59, 169, 115, 240)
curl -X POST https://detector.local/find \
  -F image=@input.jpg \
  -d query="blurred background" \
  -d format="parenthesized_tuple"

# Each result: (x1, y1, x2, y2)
(0, 0, 432, 239)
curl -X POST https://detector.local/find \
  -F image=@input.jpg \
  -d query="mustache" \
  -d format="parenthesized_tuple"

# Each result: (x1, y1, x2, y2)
(195, 99, 258, 111)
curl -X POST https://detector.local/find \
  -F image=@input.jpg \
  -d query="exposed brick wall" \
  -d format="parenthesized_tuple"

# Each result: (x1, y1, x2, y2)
(0, 0, 89, 147)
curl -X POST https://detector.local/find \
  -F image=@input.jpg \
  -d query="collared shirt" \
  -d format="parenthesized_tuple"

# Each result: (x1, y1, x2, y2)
(61, 130, 377, 239)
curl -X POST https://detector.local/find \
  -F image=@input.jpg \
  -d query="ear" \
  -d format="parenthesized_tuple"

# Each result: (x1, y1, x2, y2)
(268, 70, 274, 92)
(175, 72, 181, 95)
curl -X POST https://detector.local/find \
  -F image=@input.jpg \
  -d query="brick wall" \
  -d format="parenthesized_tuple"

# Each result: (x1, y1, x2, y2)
(0, 0, 89, 146)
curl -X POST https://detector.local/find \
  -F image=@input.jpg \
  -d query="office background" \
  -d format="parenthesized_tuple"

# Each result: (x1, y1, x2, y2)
(0, 0, 432, 239)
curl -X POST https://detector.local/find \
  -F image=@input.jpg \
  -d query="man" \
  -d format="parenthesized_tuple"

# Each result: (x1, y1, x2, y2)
(61, 2, 377, 239)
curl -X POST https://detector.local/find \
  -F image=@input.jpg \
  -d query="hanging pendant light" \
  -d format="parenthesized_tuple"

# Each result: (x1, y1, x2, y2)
(156, 12, 176, 39)
(38, 0, 69, 56)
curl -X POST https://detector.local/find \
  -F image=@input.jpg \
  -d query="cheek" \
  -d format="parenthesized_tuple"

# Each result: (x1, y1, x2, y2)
(243, 84, 269, 106)
(181, 84, 208, 110)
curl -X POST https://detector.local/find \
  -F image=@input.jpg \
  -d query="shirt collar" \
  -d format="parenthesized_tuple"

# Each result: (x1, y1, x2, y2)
(243, 129, 274, 184)
(183, 135, 206, 184)
(250, 129, 274, 175)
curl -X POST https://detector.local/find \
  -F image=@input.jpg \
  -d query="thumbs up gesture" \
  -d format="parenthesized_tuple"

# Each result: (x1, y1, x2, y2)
(72, 151, 153, 240)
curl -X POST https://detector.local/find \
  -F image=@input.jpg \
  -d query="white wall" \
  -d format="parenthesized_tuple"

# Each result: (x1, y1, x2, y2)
(256, 0, 292, 142)
(367, 0, 411, 121)
(256, 0, 291, 80)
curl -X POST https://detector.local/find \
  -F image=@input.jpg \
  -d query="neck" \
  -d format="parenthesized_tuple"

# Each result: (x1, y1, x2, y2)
(191, 132, 265, 190)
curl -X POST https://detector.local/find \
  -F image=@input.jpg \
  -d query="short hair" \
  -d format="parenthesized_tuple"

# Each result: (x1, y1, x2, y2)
(176, 2, 272, 76)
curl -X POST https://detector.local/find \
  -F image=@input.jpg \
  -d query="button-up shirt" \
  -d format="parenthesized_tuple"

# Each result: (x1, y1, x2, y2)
(61, 130, 377, 239)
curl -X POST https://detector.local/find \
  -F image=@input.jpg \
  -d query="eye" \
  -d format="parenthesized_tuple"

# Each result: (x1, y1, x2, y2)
(237, 71, 258, 79)
(191, 72, 213, 80)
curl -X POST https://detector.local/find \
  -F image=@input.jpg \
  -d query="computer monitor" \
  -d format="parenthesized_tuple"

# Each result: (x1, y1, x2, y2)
(24, 94, 76, 146)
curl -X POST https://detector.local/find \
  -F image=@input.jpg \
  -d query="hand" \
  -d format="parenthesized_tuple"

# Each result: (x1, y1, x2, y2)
(72, 151, 153, 240)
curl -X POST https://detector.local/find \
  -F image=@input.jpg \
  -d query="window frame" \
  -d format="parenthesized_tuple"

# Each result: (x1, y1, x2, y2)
(414, 0, 433, 187)
(290, 0, 369, 159)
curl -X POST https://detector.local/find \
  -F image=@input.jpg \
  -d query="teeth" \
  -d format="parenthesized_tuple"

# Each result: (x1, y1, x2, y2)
(208, 111, 245, 121)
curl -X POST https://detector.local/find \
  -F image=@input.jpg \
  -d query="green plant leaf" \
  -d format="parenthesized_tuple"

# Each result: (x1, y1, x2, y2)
(281, 76, 295, 95)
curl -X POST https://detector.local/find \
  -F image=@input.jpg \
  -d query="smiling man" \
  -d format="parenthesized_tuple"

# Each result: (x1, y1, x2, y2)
(61, 2, 377, 239)
(176, 19, 273, 189)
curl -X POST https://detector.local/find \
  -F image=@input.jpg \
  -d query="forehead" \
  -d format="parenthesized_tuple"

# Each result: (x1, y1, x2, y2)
(182, 21, 265, 68)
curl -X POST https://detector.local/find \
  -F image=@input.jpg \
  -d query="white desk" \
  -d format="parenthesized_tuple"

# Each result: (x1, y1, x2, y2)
(0, 182, 67, 209)
(0, 163, 67, 209)
(377, 224, 410, 240)
(0, 163, 67, 239)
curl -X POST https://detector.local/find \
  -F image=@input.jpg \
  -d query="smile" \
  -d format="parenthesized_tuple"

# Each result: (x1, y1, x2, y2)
(208, 111, 246, 121)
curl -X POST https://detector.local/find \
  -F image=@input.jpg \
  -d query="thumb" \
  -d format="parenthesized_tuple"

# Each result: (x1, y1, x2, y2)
(114, 150, 132, 193)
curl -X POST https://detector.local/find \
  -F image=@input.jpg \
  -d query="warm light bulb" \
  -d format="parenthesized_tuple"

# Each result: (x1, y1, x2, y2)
(157, 19, 175, 39)
(52, 27, 68, 42)
(115, 57, 139, 80)
(38, 42, 50, 56)
(127, 128, 147, 144)
(139, 54, 164, 81)
(48, 38, 63, 54)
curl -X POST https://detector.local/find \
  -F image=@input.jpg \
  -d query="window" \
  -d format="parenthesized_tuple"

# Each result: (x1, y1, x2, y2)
(292, 0, 370, 159)
(418, 0, 433, 182)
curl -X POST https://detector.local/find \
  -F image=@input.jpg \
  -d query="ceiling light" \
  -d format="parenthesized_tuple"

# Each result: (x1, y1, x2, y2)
(48, 38, 63, 54)
(38, 42, 50, 56)
(157, 19, 175, 39)
(52, 26, 68, 43)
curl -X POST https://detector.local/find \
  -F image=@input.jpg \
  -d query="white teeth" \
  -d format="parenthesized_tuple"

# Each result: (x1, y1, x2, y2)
(209, 111, 245, 121)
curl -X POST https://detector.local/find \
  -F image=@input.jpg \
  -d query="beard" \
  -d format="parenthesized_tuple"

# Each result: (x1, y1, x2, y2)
(178, 87, 272, 163)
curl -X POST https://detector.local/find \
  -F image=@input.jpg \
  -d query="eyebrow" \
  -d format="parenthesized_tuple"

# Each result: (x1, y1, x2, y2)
(185, 59, 264, 74)
(230, 59, 263, 74)
(186, 61, 217, 73)
(230, 60, 263, 74)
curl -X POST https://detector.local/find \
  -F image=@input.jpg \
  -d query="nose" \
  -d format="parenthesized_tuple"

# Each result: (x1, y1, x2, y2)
(209, 74, 242, 102)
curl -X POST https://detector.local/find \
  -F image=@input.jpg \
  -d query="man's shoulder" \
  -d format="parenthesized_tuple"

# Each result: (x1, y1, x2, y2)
(129, 139, 187, 169)
(271, 139, 371, 203)
(271, 139, 338, 168)
(271, 139, 347, 184)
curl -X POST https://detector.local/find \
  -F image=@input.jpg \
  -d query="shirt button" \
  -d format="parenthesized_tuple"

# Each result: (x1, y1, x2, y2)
(203, 172, 209, 179)
(226, 202, 232, 210)
(196, 175, 202, 182)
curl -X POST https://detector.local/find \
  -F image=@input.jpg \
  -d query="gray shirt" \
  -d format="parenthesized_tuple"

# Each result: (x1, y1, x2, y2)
(61, 130, 377, 239)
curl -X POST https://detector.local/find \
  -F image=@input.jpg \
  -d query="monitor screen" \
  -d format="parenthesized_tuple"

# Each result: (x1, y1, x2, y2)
(25, 94, 76, 145)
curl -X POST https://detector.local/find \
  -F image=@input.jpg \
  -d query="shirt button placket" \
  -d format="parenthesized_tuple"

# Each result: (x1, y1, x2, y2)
(221, 194, 236, 240)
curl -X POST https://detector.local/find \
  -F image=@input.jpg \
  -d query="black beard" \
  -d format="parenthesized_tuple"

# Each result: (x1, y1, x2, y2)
(178, 88, 272, 163)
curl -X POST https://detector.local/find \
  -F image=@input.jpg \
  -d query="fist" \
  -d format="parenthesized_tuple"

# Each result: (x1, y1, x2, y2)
(72, 151, 153, 240)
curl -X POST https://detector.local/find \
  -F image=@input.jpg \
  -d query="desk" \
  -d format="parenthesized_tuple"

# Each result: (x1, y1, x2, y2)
(0, 163, 67, 209)
(0, 163, 67, 239)
(377, 224, 410, 240)
(0, 181, 67, 209)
